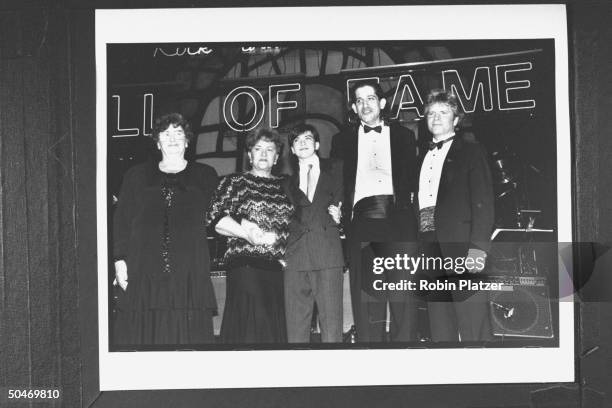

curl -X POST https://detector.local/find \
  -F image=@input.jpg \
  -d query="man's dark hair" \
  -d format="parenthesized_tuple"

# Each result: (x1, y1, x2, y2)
(347, 79, 392, 125)
(288, 123, 320, 146)
(348, 79, 386, 106)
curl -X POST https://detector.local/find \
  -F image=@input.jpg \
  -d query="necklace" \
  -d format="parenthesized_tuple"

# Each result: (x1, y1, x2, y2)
(249, 170, 272, 178)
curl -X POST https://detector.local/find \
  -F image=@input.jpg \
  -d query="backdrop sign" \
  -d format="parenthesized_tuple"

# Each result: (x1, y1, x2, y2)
(109, 55, 539, 137)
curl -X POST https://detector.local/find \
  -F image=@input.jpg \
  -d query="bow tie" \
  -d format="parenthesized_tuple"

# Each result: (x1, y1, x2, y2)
(363, 124, 382, 133)
(428, 137, 454, 150)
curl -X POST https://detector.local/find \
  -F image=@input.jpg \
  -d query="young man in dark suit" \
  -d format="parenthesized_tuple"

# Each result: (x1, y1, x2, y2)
(331, 80, 419, 343)
(418, 89, 494, 342)
(284, 124, 345, 343)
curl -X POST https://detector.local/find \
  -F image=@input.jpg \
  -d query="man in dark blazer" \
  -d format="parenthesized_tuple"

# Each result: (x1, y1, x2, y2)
(330, 79, 419, 343)
(417, 89, 494, 342)
(284, 124, 345, 343)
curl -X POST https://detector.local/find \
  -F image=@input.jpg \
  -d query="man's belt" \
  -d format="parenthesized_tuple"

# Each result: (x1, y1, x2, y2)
(353, 195, 394, 219)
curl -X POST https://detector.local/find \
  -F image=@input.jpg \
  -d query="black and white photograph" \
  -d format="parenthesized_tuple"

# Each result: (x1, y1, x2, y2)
(96, 6, 573, 390)
(5, 2, 612, 407)
(107, 40, 560, 350)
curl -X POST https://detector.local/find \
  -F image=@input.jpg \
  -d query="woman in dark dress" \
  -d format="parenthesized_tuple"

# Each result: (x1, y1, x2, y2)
(206, 127, 294, 344)
(113, 113, 218, 346)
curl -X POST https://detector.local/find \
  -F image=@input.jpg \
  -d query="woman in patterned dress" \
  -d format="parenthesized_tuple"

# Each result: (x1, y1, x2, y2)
(207, 127, 294, 344)
(112, 113, 218, 347)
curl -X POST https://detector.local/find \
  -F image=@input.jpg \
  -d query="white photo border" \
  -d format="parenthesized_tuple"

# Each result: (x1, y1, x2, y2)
(95, 5, 574, 390)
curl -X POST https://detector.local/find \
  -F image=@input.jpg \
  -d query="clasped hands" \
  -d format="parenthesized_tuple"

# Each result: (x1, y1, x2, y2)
(241, 219, 277, 246)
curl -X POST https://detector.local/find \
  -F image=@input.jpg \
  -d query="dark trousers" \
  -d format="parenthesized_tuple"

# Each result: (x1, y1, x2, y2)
(348, 217, 419, 343)
(420, 231, 492, 342)
(284, 267, 344, 343)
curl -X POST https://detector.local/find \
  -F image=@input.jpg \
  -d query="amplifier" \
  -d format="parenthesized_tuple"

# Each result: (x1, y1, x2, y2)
(487, 275, 554, 339)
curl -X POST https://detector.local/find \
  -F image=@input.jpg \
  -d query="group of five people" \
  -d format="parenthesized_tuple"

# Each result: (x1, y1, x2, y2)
(112, 82, 494, 347)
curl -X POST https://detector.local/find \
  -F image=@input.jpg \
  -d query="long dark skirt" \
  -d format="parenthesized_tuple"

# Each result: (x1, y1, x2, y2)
(113, 306, 214, 347)
(221, 264, 287, 344)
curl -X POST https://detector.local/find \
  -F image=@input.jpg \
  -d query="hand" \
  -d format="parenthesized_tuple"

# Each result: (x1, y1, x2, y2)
(246, 227, 267, 245)
(114, 260, 128, 291)
(328, 201, 342, 224)
(248, 230, 276, 246)
(241, 219, 265, 245)
(259, 231, 278, 246)
(241, 219, 277, 246)
(465, 248, 487, 273)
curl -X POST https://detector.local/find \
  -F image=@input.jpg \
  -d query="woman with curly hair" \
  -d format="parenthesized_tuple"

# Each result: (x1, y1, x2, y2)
(113, 113, 218, 346)
(207, 127, 294, 344)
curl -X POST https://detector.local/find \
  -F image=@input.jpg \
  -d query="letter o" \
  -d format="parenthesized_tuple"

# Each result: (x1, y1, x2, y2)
(223, 86, 265, 132)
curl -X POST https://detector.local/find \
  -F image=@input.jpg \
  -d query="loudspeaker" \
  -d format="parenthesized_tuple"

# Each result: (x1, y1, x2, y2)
(487, 276, 554, 338)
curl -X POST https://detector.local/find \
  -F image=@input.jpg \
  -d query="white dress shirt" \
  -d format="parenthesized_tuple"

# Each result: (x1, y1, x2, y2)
(298, 154, 320, 202)
(353, 123, 394, 207)
(418, 134, 455, 209)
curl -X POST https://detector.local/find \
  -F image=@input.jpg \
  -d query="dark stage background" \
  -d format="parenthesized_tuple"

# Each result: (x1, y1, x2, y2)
(105, 40, 561, 350)
(0, 2, 611, 407)
(107, 41, 557, 229)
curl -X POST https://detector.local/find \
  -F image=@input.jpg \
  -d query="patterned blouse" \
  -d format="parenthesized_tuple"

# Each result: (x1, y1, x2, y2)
(206, 172, 294, 269)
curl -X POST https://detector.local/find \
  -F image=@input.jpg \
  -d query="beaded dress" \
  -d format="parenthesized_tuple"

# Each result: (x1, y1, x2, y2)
(112, 161, 218, 346)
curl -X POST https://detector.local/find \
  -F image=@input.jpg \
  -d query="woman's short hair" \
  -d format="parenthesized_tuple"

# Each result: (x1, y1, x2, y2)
(288, 123, 320, 145)
(245, 127, 284, 154)
(424, 89, 463, 120)
(152, 113, 194, 143)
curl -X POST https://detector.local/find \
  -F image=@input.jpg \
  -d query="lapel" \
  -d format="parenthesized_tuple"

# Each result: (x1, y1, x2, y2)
(305, 159, 331, 224)
(288, 168, 310, 207)
(311, 158, 332, 204)
(436, 137, 463, 205)
(339, 126, 359, 208)
(346, 125, 359, 188)
(291, 157, 332, 206)
(417, 139, 428, 170)
(289, 157, 332, 224)
(414, 139, 428, 216)
(389, 123, 402, 197)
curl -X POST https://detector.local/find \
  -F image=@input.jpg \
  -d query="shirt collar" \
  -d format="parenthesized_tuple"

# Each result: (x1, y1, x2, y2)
(360, 120, 385, 129)
(298, 154, 319, 169)
(432, 132, 456, 143)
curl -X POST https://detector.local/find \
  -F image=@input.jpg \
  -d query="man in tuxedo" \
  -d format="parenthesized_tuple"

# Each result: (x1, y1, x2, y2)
(331, 80, 419, 343)
(284, 124, 345, 343)
(417, 89, 494, 342)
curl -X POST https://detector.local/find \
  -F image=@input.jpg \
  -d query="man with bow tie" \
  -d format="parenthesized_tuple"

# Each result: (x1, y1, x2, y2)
(331, 79, 419, 343)
(417, 89, 494, 342)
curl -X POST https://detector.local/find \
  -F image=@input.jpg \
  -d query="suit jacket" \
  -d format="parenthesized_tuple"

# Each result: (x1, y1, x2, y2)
(331, 122, 418, 237)
(417, 135, 495, 258)
(284, 158, 345, 272)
